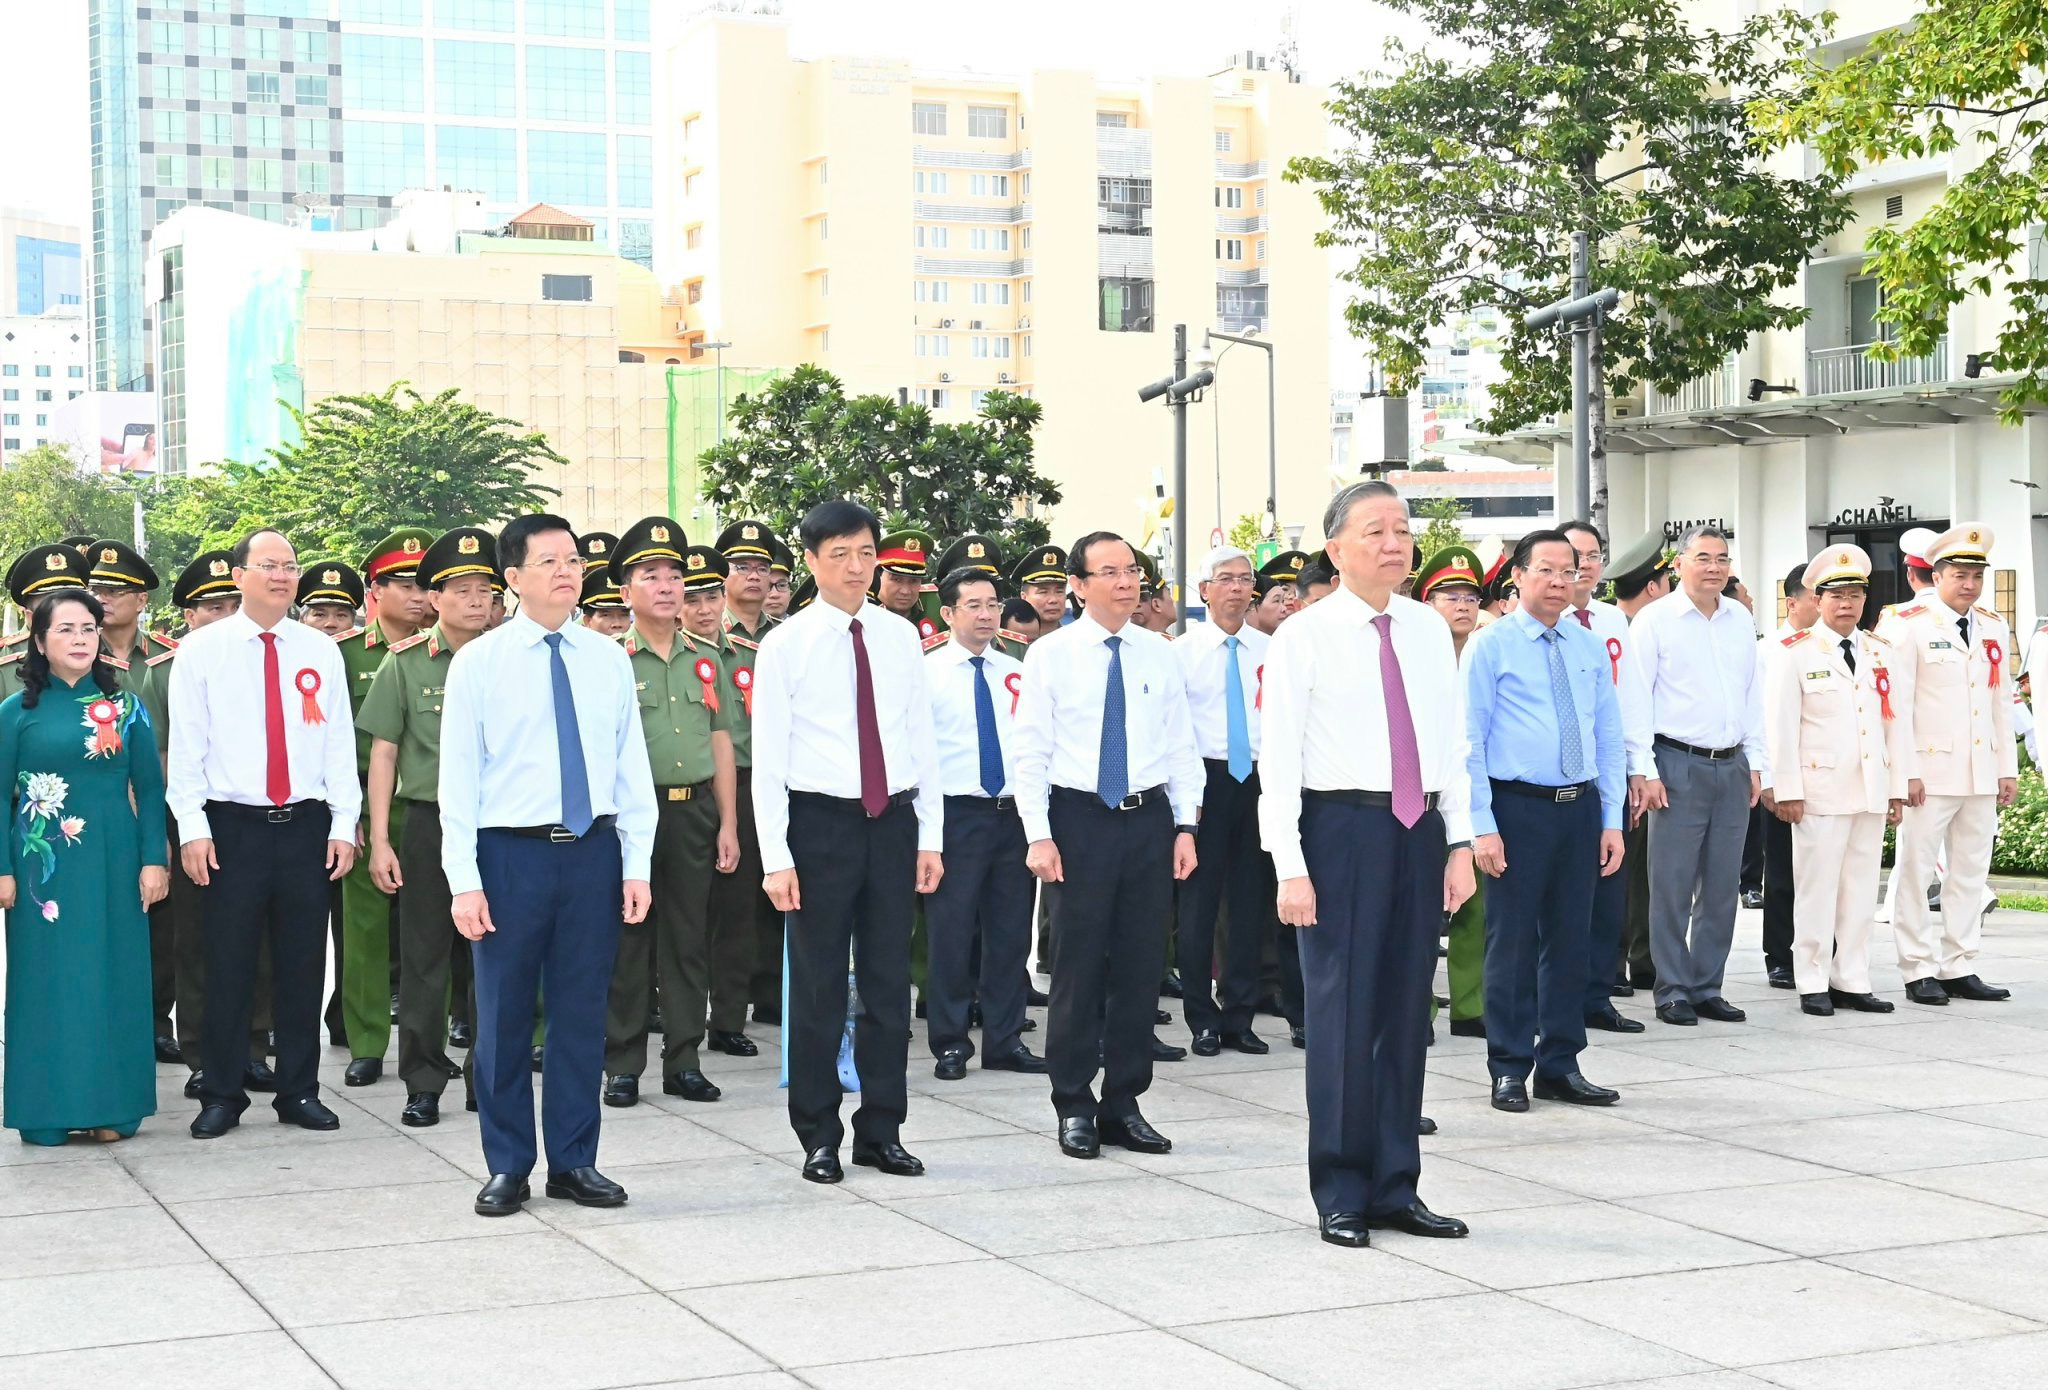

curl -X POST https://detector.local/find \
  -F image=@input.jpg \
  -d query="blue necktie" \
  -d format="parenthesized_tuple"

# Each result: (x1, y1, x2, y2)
(544, 631, 594, 835)
(1098, 634, 1129, 807)
(1543, 628, 1586, 782)
(1223, 634, 1252, 782)
(970, 655, 1004, 798)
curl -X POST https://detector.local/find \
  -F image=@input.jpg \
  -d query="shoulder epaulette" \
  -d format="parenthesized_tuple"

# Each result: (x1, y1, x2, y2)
(0, 651, 25, 666)
(921, 631, 949, 653)
(1976, 605, 2001, 622)
(336, 627, 365, 643)
(146, 650, 177, 668)
(144, 630, 178, 651)
(103, 654, 129, 671)
(727, 633, 759, 653)
(1780, 629, 1811, 647)
(362, 624, 383, 650)
(0, 631, 27, 648)
(998, 629, 1029, 646)
(388, 631, 431, 654)
(1896, 604, 1926, 619)
(1864, 631, 1891, 648)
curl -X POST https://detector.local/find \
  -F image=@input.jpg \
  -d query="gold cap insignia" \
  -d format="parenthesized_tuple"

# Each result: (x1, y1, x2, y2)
(686, 552, 707, 571)
(323, 569, 340, 584)
(742, 524, 758, 540)
(586, 537, 608, 555)
(1838, 551, 1850, 565)
(968, 542, 985, 559)
(1043, 550, 1057, 565)
(1970, 530, 1982, 543)
(45, 554, 65, 571)
(906, 538, 922, 553)
(208, 559, 228, 577)
(458, 536, 480, 555)
(651, 524, 670, 543)
(402, 537, 423, 554)
(100, 547, 119, 564)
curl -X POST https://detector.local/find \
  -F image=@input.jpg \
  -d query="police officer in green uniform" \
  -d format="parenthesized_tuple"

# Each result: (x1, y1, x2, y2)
(713, 519, 782, 1035)
(1416, 545, 1490, 1037)
(333, 528, 437, 1085)
(358, 527, 500, 1128)
(875, 529, 937, 636)
(603, 525, 737, 1107)
(577, 532, 629, 637)
(296, 558, 366, 1045)
(930, 535, 1034, 660)
(1010, 544, 1069, 634)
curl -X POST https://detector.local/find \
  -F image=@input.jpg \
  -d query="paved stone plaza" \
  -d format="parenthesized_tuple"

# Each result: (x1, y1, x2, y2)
(7, 905, 2048, 1389)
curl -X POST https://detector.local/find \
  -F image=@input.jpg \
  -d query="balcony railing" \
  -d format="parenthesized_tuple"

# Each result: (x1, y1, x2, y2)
(1098, 233, 1154, 277)
(913, 200, 1029, 224)
(1807, 336, 1950, 394)
(1097, 206, 1152, 233)
(1215, 213, 1268, 234)
(1096, 128, 1153, 177)
(1216, 266, 1266, 287)
(1215, 159, 1267, 179)
(913, 256, 1031, 278)
(1216, 313, 1267, 333)
(913, 146, 1032, 171)
(1644, 353, 1740, 415)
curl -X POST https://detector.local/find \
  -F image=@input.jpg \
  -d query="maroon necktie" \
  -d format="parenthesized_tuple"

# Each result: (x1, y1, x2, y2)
(1574, 608, 1593, 630)
(850, 618, 889, 817)
(260, 632, 289, 806)
(1372, 613, 1425, 828)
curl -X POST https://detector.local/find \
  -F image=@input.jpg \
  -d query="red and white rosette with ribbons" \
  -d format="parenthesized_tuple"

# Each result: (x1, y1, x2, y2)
(1873, 666, 1895, 721)
(693, 656, 721, 713)
(1005, 671, 1022, 715)
(1986, 639, 2003, 688)
(918, 618, 936, 639)
(732, 666, 753, 718)
(86, 697, 122, 756)
(294, 668, 326, 725)
(1605, 637, 1624, 685)
(1255, 664, 1265, 711)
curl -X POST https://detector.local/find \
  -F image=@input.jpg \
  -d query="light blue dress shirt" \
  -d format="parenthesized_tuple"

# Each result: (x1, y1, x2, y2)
(1463, 607, 1625, 836)
(438, 611, 660, 896)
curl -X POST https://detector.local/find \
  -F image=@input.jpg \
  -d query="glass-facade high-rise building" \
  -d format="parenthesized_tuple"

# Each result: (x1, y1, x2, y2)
(89, 0, 657, 391)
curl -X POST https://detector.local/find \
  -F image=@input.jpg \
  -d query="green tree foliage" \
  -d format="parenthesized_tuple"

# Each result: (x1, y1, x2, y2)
(696, 364, 1060, 556)
(1287, 0, 1851, 434)
(0, 445, 143, 568)
(1416, 496, 1468, 557)
(1758, 0, 2048, 420)
(1226, 512, 1269, 549)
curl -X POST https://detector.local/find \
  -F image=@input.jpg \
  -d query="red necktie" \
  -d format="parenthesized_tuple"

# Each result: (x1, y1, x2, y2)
(260, 632, 289, 806)
(849, 618, 889, 817)
(1574, 608, 1593, 630)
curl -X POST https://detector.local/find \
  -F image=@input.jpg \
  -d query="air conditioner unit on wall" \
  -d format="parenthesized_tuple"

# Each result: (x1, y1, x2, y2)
(938, 371, 951, 382)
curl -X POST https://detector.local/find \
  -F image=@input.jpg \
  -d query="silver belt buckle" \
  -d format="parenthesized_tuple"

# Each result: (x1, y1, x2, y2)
(549, 826, 577, 844)
(266, 807, 293, 824)
(1555, 785, 1580, 803)
(1115, 792, 1144, 811)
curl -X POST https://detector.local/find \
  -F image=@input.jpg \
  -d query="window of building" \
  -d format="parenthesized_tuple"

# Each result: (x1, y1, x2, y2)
(1099, 277, 1153, 332)
(149, 110, 183, 146)
(246, 71, 281, 104)
(617, 134, 652, 208)
(150, 20, 182, 52)
(819, 272, 829, 296)
(529, 129, 607, 205)
(618, 219, 652, 268)
(67, 390, 80, 400)
(541, 274, 594, 302)
(528, 0, 604, 37)
(1022, 334, 1032, 356)
(197, 69, 233, 103)
(0, 367, 13, 377)
(1096, 111, 1129, 127)
(2, 415, 16, 426)
(198, 155, 232, 185)
(685, 225, 703, 250)
(152, 153, 181, 187)
(247, 114, 281, 148)
(615, 50, 650, 125)
(967, 105, 1007, 138)
(435, 125, 515, 201)
(916, 226, 949, 249)
(342, 34, 424, 113)
(246, 26, 280, 63)
(435, 39, 515, 117)
(150, 67, 183, 103)
(1021, 227, 1031, 250)
(248, 159, 285, 192)
(914, 170, 949, 195)
(293, 30, 326, 64)
(818, 159, 828, 185)
(341, 0, 422, 21)
(440, 0, 514, 30)
(1098, 177, 1152, 206)
(345, 121, 426, 194)
(970, 173, 1009, 197)
(686, 280, 703, 304)
(1023, 280, 1032, 302)
(2, 441, 16, 453)
(972, 336, 988, 358)
(912, 102, 947, 136)
(295, 74, 330, 106)
(1256, 239, 1265, 260)
(1217, 186, 1243, 209)
(67, 366, 83, 379)
(298, 161, 331, 194)
(34, 415, 47, 427)
(1255, 186, 1266, 208)
(1214, 130, 1233, 152)
(615, 0, 651, 41)
(193, 112, 228, 145)
(1021, 173, 1031, 195)
(35, 390, 52, 402)
(297, 118, 329, 150)
(1217, 238, 1244, 261)
(195, 23, 231, 58)
(529, 46, 607, 122)
(818, 216, 827, 240)
(33, 365, 51, 379)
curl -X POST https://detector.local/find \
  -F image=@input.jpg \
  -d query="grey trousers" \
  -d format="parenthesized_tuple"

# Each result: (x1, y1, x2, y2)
(1646, 743, 1752, 1007)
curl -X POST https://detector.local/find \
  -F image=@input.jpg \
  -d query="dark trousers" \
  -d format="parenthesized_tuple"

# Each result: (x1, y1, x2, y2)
(473, 823, 623, 1176)
(720, 767, 784, 1022)
(1178, 762, 1269, 1036)
(1622, 817, 1652, 979)
(197, 801, 332, 1113)
(1762, 812, 1794, 972)
(1299, 797, 1443, 1218)
(1482, 788, 1599, 1082)
(172, 851, 270, 1069)
(395, 801, 459, 1095)
(148, 897, 175, 1035)
(323, 880, 345, 1043)
(1741, 805, 1766, 894)
(1584, 816, 1627, 1017)
(925, 796, 1033, 1059)
(1044, 788, 1174, 1122)
(784, 793, 917, 1152)
(607, 791, 715, 1078)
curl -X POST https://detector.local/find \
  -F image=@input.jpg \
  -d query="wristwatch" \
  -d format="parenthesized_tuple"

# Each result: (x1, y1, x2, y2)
(1176, 823, 1198, 837)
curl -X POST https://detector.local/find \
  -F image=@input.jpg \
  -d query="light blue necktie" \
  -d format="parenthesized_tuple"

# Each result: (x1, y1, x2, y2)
(1098, 634, 1128, 807)
(970, 655, 1004, 798)
(1544, 627, 1586, 782)
(544, 631, 594, 835)
(1223, 634, 1252, 782)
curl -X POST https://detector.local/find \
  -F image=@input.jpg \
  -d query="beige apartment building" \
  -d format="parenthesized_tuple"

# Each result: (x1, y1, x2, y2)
(658, 12, 1333, 559)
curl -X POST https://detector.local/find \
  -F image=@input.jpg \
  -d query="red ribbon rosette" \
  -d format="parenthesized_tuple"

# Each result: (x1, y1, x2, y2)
(294, 668, 326, 725)
(1256, 664, 1265, 711)
(86, 697, 122, 756)
(732, 666, 753, 718)
(1605, 636, 1624, 685)
(919, 618, 936, 639)
(693, 656, 721, 713)
(1986, 639, 2003, 688)
(1005, 671, 1022, 715)
(1873, 666, 1894, 721)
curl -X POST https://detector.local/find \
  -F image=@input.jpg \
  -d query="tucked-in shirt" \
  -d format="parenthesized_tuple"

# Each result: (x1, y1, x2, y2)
(437, 611, 660, 896)
(1010, 610, 1204, 844)
(926, 637, 1025, 798)
(1626, 588, 1766, 779)
(750, 598, 945, 874)
(166, 611, 361, 844)
(1463, 608, 1626, 835)
(1258, 584, 1474, 880)
(624, 623, 734, 788)
(356, 625, 459, 802)
(1173, 618, 1270, 760)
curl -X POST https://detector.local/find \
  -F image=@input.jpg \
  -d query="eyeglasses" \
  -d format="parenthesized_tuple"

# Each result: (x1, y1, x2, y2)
(729, 559, 772, 577)
(1685, 553, 1732, 568)
(244, 562, 301, 577)
(1081, 566, 1145, 581)
(517, 556, 588, 575)
(1522, 566, 1582, 583)
(1431, 593, 1482, 608)
(1204, 573, 1255, 587)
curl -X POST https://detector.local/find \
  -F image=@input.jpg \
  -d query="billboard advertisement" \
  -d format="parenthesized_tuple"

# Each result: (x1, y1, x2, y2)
(47, 391, 158, 475)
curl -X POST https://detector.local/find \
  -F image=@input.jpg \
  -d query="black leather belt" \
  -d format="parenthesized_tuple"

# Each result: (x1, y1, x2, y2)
(1052, 783, 1168, 811)
(1304, 789, 1442, 811)
(790, 789, 919, 815)
(1655, 734, 1741, 761)
(945, 793, 1017, 812)
(500, 814, 617, 843)
(1492, 778, 1595, 804)
(205, 798, 324, 825)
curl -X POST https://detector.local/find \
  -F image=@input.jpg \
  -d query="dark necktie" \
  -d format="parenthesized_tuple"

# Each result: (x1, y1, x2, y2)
(259, 632, 288, 807)
(850, 618, 889, 817)
(969, 655, 1004, 797)
(1544, 627, 1585, 780)
(1574, 608, 1593, 630)
(1841, 638, 1856, 675)
(1098, 635, 1128, 807)
(1371, 613, 1426, 827)
(1958, 614, 1970, 649)
(543, 632, 593, 834)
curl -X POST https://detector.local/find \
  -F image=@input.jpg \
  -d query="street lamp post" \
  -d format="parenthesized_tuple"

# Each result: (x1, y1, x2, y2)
(1204, 328, 1277, 538)
(700, 339, 733, 445)
(1136, 324, 1215, 636)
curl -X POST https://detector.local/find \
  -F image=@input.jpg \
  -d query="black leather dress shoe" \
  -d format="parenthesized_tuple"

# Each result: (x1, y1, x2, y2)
(1223, 1029, 1269, 1055)
(154, 1034, 183, 1064)
(1941, 974, 2012, 1002)
(1533, 1072, 1619, 1105)
(852, 1140, 925, 1176)
(663, 1070, 721, 1102)
(1767, 965, 1796, 990)
(440, 1058, 464, 1079)
(1368, 1201, 1469, 1238)
(475, 1173, 529, 1216)
(1191, 1028, 1222, 1057)
(183, 1070, 204, 1100)
(603, 1074, 639, 1107)
(933, 1049, 969, 1081)
(243, 1059, 279, 1091)
(1021, 1016, 1037, 1032)
(545, 1166, 627, 1207)
(1829, 988, 1895, 1013)
(1584, 1007, 1645, 1034)
(1610, 980, 1636, 997)
(1906, 977, 1949, 1005)
(1801, 992, 1835, 1016)
(1160, 971, 1184, 999)
(1026, 984, 1050, 1007)
(1656, 999, 1699, 1026)
(277, 1097, 341, 1130)
(1492, 1076, 1529, 1112)
(448, 1019, 473, 1049)
(1099, 1113, 1171, 1154)
(1418, 1115, 1438, 1136)
(1319, 1212, 1370, 1248)
(1289, 1024, 1305, 1049)
(802, 1146, 843, 1183)
(1152, 1035, 1187, 1062)
(402, 1092, 440, 1127)
(1448, 1016, 1486, 1037)
(190, 1103, 239, 1139)
(1740, 888, 1764, 910)
(1058, 1117, 1100, 1159)
(707, 1029, 759, 1057)
(531, 1045, 546, 1072)
(1694, 996, 1747, 1023)
(345, 1057, 382, 1086)
(982, 1044, 1049, 1073)
(1154, 1008, 1173, 1026)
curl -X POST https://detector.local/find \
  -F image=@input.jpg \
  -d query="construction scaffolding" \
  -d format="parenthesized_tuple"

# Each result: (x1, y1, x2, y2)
(664, 362, 787, 526)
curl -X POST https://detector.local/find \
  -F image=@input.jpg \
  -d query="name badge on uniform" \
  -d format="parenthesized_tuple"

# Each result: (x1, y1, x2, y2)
(634, 680, 649, 693)
(1929, 639, 1955, 651)
(1803, 669, 1832, 681)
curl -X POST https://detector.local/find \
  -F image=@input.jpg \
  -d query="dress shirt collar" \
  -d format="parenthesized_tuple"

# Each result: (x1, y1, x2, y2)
(1318, 582, 1408, 628)
(220, 609, 290, 643)
(1183, 618, 1250, 652)
(806, 596, 872, 635)
(1935, 593, 1971, 622)
(505, 610, 590, 649)
(1506, 606, 1562, 641)
(1673, 591, 1743, 624)
(1068, 609, 1136, 646)
(935, 635, 993, 667)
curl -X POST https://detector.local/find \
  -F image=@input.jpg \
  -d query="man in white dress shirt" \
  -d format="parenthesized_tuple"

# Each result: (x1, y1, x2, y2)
(1013, 532, 1202, 1160)
(1173, 545, 1273, 1056)
(169, 528, 361, 1140)
(921, 566, 1044, 1079)
(1629, 524, 1765, 1027)
(752, 499, 945, 1185)
(1261, 481, 1475, 1248)
(440, 514, 659, 1217)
